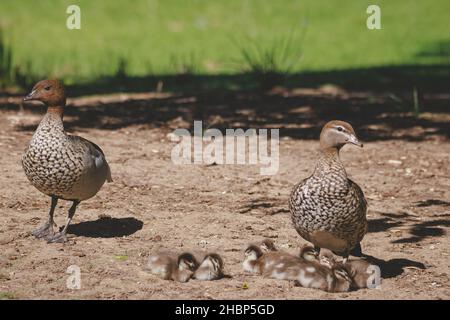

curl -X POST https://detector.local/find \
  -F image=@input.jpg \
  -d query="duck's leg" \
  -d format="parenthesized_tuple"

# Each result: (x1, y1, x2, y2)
(47, 200, 79, 243)
(32, 196, 57, 238)
(349, 243, 362, 257)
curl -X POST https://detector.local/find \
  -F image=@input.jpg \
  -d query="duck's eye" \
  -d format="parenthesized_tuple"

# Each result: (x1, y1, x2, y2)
(337, 126, 343, 132)
(44, 86, 51, 91)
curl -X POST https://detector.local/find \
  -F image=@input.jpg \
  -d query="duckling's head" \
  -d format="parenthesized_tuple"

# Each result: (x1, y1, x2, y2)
(319, 249, 336, 268)
(178, 252, 199, 272)
(24, 79, 66, 107)
(244, 245, 263, 260)
(320, 120, 362, 150)
(299, 245, 318, 262)
(260, 239, 277, 253)
(332, 263, 355, 290)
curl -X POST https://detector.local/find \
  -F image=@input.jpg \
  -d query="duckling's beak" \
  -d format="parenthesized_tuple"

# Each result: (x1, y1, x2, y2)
(348, 134, 363, 147)
(23, 89, 37, 101)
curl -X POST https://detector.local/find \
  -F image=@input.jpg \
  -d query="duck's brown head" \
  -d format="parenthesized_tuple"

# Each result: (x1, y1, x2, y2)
(319, 120, 363, 150)
(24, 79, 66, 107)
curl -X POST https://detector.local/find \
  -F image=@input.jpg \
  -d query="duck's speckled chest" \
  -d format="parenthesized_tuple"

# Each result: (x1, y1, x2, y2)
(289, 151, 367, 252)
(22, 115, 84, 197)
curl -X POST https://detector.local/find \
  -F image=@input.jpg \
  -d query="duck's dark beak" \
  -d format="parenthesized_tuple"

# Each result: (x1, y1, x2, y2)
(348, 134, 363, 147)
(23, 89, 37, 101)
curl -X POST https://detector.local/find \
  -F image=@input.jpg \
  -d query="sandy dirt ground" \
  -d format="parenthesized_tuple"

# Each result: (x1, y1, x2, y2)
(0, 88, 448, 300)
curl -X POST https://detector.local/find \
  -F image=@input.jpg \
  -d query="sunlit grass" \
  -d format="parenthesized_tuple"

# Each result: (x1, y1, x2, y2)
(0, 0, 448, 83)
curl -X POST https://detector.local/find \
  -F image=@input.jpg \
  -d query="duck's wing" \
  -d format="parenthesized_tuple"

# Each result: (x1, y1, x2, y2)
(289, 176, 311, 211)
(69, 135, 113, 182)
(348, 178, 367, 217)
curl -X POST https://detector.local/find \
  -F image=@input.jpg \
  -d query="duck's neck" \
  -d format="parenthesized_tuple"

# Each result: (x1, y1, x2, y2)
(313, 146, 347, 178)
(36, 105, 65, 135)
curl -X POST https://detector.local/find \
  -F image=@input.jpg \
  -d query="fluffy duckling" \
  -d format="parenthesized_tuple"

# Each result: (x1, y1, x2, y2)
(178, 252, 200, 272)
(345, 258, 378, 289)
(22, 79, 112, 243)
(260, 238, 277, 252)
(192, 253, 224, 281)
(146, 252, 197, 283)
(299, 244, 319, 262)
(243, 245, 301, 275)
(290, 120, 368, 262)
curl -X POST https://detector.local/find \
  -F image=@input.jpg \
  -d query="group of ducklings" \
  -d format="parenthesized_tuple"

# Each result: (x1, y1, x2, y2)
(146, 238, 377, 293)
(146, 251, 225, 283)
(243, 239, 376, 292)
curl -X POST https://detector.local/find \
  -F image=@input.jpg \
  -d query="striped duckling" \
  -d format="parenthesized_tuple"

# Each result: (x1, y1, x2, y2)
(22, 79, 112, 243)
(290, 120, 368, 262)
(192, 253, 225, 281)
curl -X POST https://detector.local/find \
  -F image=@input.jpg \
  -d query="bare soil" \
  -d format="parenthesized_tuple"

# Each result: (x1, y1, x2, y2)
(0, 88, 448, 299)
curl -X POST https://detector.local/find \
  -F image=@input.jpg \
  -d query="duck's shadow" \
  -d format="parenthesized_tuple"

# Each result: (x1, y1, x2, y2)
(67, 216, 143, 238)
(362, 253, 426, 279)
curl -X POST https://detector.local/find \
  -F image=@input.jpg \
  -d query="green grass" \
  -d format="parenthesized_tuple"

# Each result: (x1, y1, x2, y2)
(0, 291, 16, 300)
(0, 0, 448, 85)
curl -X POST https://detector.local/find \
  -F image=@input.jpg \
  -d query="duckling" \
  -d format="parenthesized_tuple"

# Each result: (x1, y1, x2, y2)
(290, 120, 368, 262)
(345, 257, 378, 289)
(243, 245, 300, 275)
(178, 252, 200, 272)
(299, 244, 318, 262)
(329, 263, 353, 292)
(192, 253, 224, 281)
(22, 79, 112, 243)
(146, 252, 196, 283)
(260, 238, 277, 252)
(146, 253, 178, 281)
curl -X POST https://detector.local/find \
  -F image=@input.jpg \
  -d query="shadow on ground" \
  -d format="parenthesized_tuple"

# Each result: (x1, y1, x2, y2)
(1, 65, 449, 142)
(362, 253, 426, 279)
(67, 216, 143, 238)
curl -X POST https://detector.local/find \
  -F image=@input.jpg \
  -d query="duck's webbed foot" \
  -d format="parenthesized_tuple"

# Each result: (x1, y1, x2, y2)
(46, 230, 68, 243)
(32, 221, 54, 239)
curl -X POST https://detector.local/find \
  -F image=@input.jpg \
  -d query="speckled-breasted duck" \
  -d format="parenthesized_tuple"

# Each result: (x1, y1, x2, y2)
(289, 120, 367, 262)
(22, 79, 112, 243)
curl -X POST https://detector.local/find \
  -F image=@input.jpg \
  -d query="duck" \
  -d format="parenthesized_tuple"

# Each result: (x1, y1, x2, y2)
(289, 120, 367, 262)
(22, 79, 112, 243)
(192, 253, 225, 281)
